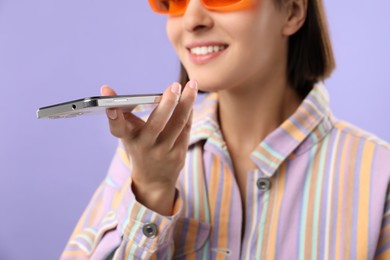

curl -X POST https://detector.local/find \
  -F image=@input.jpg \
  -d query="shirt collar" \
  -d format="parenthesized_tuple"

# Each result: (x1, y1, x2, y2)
(189, 82, 333, 177)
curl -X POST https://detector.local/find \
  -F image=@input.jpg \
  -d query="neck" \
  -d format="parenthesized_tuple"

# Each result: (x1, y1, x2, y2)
(218, 77, 302, 157)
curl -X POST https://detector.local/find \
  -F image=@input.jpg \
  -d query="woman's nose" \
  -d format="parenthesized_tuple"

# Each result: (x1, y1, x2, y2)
(183, 0, 214, 33)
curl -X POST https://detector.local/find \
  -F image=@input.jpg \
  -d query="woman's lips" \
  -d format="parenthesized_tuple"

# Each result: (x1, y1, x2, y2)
(186, 43, 228, 65)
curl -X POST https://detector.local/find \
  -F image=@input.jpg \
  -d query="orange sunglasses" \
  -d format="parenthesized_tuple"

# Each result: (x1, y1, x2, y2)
(148, 0, 254, 16)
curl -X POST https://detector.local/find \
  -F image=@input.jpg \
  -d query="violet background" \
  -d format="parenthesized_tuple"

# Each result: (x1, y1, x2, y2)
(0, 0, 389, 259)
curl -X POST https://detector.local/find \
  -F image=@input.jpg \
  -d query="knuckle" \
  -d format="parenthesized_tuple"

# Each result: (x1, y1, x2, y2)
(142, 149, 167, 167)
(169, 149, 187, 163)
(153, 150, 166, 161)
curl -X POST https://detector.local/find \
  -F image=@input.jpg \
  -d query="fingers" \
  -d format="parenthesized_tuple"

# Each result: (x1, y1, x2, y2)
(172, 110, 193, 151)
(102, 80, 197, 151)
(158, 80, 198, 149)
(101, 85, 144, 140)
(141, 82, 183, 144)
(100, 85, 117, 96)
(107, 109, 145, 140)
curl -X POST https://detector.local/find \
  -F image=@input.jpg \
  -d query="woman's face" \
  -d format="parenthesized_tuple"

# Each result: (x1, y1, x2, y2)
(166, 0, 290, 92)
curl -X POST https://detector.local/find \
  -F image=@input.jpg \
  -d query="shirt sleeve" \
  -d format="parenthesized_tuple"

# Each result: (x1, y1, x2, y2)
(60, 144, 183, 259)
(375, 184, 390, 260)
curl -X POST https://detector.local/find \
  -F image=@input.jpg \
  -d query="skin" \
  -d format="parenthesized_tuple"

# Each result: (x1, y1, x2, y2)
(101, 0, 307, 216)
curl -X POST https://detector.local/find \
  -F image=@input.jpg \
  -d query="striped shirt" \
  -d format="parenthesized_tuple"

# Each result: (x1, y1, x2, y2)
(62, 82, 390, 259)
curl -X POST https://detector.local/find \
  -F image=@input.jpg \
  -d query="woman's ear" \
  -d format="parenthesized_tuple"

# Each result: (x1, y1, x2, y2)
(282, 0, 308, 36)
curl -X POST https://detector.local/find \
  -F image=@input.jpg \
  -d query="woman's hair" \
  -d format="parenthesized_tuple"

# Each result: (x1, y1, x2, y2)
(178, 0, 335, 98)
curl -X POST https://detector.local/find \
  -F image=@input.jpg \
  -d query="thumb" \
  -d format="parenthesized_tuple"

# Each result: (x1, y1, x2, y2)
(100, 85, 117, 96)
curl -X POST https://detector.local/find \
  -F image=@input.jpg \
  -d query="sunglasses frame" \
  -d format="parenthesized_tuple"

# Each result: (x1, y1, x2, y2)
(148, 0, 254, 16)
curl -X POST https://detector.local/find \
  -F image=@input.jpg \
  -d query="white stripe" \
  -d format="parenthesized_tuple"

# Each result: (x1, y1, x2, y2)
(244, 170, 259, 259)
(324, 130, 341, 259)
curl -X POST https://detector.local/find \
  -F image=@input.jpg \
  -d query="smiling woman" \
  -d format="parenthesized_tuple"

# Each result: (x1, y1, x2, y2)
(59, 0, 390, 259)
(175, 0, 335, 98)
(0, 0, 372, 259)
(1, 1, 390, 260)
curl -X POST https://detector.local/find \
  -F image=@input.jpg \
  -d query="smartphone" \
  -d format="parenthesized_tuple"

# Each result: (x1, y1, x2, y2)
(36, 94, 162, 119)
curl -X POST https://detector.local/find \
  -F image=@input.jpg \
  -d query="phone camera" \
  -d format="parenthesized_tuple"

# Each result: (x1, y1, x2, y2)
(72, 104, 76, 110)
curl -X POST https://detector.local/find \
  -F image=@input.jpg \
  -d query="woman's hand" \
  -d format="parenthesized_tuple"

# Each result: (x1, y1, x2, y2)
(101, 81, 198, 215)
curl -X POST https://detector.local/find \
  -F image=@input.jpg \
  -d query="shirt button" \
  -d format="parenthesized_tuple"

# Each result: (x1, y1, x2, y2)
(142, 223, 158, 238)
(257, 177, 271, 191)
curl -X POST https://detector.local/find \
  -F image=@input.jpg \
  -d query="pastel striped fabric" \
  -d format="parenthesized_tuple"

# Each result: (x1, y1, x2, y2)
(62, 82, 390, 259)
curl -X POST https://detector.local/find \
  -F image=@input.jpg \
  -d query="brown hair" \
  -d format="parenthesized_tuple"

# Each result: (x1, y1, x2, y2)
(178, 0, 335, 98)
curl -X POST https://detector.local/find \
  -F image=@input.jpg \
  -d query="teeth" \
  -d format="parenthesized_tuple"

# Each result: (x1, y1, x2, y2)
(190, 45, 226, 55)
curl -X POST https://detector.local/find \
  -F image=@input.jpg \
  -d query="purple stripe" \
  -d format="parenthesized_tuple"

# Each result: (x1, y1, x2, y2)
(276, 155, 310, 259)
(177, 219, 190, 255)
(330, 131, 347, 260)
(296, 148, 315, 258)
(226, 175, 242, 259)
(350, 138, 366, 259)
(274, 163, 288, 260)
(263, 127, 299, 156)
(242, 173, 255, 259)
(289, 113, 312, 135)
(317, 134, 333, 260)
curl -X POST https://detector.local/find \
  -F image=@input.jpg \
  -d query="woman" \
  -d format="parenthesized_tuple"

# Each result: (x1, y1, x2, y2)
(62, 0, 390, 259)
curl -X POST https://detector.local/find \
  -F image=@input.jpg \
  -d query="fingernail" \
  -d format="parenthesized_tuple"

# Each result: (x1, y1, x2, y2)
(100, 85, 109, 95)
(171, 82, 182, 95)
(107, 109, 117, 120)
(189, 80, 198, 90)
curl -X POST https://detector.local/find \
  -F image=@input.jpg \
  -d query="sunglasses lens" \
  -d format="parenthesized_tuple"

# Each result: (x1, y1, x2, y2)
(149, 0, 248, 15)
(150, 0, 188, 15)
(203, 0, 242, 8)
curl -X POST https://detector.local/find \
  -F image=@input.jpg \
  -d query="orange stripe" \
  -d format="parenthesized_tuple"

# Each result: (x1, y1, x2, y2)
(195, 147, 207, 222)
(295, 105, 317, 130)
(217, 164, 233, 251)
(357, 141, 375, 259)
(267, 163, 287, 259)
(281, 120, 306, 142)
(209, 156, 221, 223)
(124, 240, 133, 258)
(183, 219, 198, 255)
(259, 176, 278, 259)
(335, 134, 351, 260)
(343, 137, 360, 260)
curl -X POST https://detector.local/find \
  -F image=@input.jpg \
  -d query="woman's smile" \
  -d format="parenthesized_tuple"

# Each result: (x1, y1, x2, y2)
(186, 41, 229, 64)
